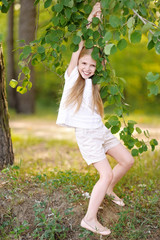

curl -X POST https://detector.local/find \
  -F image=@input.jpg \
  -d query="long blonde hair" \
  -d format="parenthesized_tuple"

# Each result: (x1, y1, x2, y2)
(65, 47, 104, 117)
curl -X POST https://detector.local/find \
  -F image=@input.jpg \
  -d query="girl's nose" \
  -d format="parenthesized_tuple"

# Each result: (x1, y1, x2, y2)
(85, 65, 90, 71)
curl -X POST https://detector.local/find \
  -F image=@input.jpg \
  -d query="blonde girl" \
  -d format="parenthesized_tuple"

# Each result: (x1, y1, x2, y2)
(56, 2, 134, 236)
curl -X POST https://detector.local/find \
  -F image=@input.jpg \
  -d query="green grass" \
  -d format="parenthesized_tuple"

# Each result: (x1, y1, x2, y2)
(0, 131, 160, 239)
(1, 111, 160, 239)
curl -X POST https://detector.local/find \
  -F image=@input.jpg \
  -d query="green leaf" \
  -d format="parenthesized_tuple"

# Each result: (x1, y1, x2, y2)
(9, 79, 18, 88)
(124, 0, 135, 9)
(66, 0, 74, 8)
(85, 39, 94, 49)
(68, 24, 77, 32)
(146, 72, 159, 82)
(22, 67, 30, 75)
(130, 30, 142, 43)
(101, 0, 111, 9)
(22, 79, 29, 87)
(148, 83, 159, 96)
(144, 130, 150, 138)
(60, 15, 66, 25)
(91, 47, 99, 60)
(108, 116, 119, 126)
(70, 43, 79, 52)
(147, 40, 154, 50)
(113, 31, 120, 41)
(104, 32, 112, 41)
(150, 139, 158, 151)
(141, 23, 153, 33)
(2, 0, 8, 7)
(98, 38, 105, 48)
(84, 4, 92, 14)
(34, 0, 40, 5)
(115, 107, 123, 117)
(153, 31, 160, 37)
(128, 120, 137, 126)
(27, 81, 32, 90)
(105, 122, 111, 129)
(110, 45, 117, 55)
(93, 31, 100, 40)
(1, 4, 10, 13)
(100, 86, 108, 99)
(104, 44, 115, 55)
(92, 17, 99, 26)
(92, 75, 101, 84)
(155, 42, 160, 54)
(17, 86, 27, 94)
(117, 39, 127, 50)
(37, 46, 45, 54)
(131, 149, 139, 156)
(136, 127, 142, 134)
(109, 85, 119, 95)
(65, 8, 72, 19)
(72, 35, 81, 45)
(111, 126, 120, 134)
(44, 0, 52, 8)
(52, 16, 59, 26)
(54, 3, 63, 13)
(127, 17, 135, 29)
(139, 6, 147, 16)
(23, 46, 32, 58)
(109, 16, 120, 28)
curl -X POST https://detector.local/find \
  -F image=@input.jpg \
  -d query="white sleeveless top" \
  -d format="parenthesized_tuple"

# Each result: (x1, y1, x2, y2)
(56, 67, 103, 129)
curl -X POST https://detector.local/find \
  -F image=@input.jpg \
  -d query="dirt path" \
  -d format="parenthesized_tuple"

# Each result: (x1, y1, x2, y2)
(10, 118, 160, 143)
(10, 118, 76, 141)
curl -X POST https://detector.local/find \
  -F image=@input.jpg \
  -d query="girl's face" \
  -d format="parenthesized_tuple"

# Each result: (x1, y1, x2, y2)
(78, 54, 96, 79)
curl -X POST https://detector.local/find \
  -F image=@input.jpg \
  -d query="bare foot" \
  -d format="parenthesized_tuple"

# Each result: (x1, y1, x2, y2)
(81, 218, 111, 236)
(107, 191, 125, 206)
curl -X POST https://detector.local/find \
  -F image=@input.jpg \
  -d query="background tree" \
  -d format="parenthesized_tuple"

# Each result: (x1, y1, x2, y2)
(16, 0, 36, 113)
(0, 45, 14, 170)
(7, 1, 17, 109)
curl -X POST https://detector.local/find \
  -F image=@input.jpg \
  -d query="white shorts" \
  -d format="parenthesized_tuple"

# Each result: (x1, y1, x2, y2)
(75, 124, 120, 165)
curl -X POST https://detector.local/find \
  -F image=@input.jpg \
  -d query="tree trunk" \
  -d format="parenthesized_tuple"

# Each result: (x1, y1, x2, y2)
(0, 45, 14, 170)
(7, 2, 17, 109)
(16, 0, 36, 114)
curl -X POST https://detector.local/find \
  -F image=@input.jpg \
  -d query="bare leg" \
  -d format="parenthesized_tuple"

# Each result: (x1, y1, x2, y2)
(82, 158, 113, 234)
(106, 143, 134, 205)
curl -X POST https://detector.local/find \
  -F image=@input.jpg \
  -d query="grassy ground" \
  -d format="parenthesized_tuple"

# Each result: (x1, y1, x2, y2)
(0, 111, 160, 240)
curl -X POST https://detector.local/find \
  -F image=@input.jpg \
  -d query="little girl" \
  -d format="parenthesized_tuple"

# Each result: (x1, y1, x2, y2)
(56, 2, 134, 236)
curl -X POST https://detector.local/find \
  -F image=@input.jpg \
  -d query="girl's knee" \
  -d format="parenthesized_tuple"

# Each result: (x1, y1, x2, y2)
(100, 170, 113, 184)
(124, 154, 134, 168)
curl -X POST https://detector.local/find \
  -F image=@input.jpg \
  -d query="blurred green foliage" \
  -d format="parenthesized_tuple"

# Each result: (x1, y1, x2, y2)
(0, 2, 159, 114)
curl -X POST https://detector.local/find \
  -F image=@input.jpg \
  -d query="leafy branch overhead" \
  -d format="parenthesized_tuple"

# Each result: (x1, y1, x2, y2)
(3, 0, 160, 154)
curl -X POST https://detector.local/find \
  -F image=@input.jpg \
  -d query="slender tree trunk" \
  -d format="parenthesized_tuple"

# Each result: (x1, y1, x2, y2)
(7, 2, 17, 109)
(16, 0, 36, 113)
(0, 45, 14, 170)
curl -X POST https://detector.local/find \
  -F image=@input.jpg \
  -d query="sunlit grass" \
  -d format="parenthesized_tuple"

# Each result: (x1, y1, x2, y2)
(1, 131, 159, 239)
(11, 132, 160, 188)
(2, 110, 159, 239)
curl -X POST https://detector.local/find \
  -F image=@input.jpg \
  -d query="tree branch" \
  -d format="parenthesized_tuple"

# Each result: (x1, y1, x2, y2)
(132, 8, 160, 41)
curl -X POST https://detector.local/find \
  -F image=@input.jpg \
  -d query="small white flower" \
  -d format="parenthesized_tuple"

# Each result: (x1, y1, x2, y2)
(138, 184, 147, 188)
(35, 200, 41, 204)
(48, 213, 55, 217)
(82, 192, 90, 199)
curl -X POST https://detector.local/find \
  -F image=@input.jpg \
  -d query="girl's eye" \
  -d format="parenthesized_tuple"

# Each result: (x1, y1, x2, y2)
(82, 62, 86, 65)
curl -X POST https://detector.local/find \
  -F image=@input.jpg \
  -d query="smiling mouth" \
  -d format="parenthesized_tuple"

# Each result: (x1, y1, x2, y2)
(83, 72, 91, 75)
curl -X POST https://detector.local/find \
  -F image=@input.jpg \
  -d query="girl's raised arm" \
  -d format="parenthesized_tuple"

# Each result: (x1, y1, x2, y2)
(67, 40, 84, 77)
(67, 2, 101, 77)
